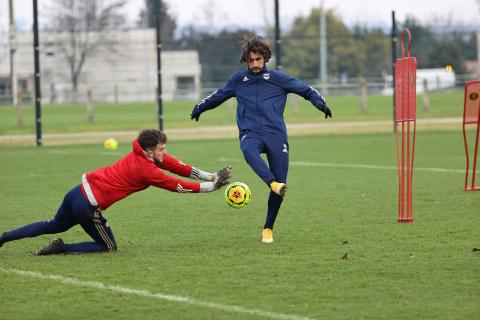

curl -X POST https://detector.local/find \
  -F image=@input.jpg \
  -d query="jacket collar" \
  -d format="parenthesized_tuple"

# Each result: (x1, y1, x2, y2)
(133, 139, 154, 162)
(247, 64, 269, 76)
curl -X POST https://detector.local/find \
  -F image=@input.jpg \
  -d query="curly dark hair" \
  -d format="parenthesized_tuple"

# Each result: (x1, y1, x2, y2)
(138, 129, 167, 150)
(239, 36, 272, 64)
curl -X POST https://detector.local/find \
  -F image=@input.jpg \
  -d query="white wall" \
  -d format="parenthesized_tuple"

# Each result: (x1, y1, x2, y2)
(0, 29, 201, 103)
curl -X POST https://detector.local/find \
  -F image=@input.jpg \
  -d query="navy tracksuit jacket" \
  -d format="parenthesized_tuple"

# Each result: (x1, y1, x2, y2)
(193, 65, 327, 185)
(194, 65, 327, 139)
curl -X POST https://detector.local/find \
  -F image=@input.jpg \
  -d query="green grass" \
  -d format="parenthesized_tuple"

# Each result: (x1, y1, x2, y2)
(1, 131, 479, 319)
(0, 91, 464, 135)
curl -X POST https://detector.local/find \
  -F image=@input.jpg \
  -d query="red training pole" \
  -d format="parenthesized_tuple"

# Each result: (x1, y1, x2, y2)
(394, 28, 416, 223)
(463, 81, 480, 191)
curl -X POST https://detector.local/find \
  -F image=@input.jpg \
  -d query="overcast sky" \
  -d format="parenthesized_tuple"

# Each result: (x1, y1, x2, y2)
(0, 0, 479, 32)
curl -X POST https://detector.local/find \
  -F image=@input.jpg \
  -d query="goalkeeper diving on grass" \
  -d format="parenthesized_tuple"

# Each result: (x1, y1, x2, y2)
(0, 129, 232, 255)
(190, 36, 332, 243)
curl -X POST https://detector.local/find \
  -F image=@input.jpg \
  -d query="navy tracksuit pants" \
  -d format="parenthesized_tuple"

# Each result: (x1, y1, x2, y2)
(240, 132, 289, 229)
(3, 185, 116, 253)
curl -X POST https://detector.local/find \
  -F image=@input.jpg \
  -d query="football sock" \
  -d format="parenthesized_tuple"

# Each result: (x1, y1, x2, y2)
(264, 191, 283, 229)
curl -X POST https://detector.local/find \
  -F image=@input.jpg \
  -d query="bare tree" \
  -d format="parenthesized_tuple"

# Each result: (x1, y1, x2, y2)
(48, 0, 126, 98)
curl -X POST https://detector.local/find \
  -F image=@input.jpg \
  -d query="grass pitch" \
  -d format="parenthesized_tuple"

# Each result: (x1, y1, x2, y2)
(0, 130, 479, 320)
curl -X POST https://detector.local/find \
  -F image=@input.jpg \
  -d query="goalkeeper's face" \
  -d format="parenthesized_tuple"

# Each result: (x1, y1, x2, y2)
(148, 143, 167, 165)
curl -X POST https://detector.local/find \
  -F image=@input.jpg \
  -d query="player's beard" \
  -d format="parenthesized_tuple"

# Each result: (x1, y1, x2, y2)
(250, 66, 262, 73)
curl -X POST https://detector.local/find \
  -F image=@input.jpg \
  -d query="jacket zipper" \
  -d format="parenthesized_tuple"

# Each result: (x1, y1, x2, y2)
(256, 76, 262, 131)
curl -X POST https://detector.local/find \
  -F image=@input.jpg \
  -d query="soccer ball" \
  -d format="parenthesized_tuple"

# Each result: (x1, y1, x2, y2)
(104, 138, 118, 151)
(224, 182, 252, 208)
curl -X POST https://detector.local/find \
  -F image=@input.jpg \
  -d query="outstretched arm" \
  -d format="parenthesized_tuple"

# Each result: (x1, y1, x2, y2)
(150, 169, 201, 193)
(159, 154, 193, 177)
(158, 155, 232, 192)
(191, 74, 237, 121)
(191, 165, 232, 182)
(160, 155, 231, 181)
(280, 72, 332, 119)
(192, 165, 232, 192)
(150, 168, 230, 193)
(198, 166, 232, 192)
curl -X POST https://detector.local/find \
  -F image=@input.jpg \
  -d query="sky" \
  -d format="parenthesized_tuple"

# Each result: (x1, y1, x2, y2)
(0, 0, 479, 32)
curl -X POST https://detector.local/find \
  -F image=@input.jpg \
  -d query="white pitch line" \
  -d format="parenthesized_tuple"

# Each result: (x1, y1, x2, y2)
(218, 158, 465, 174)
(0, 268, 313, 320)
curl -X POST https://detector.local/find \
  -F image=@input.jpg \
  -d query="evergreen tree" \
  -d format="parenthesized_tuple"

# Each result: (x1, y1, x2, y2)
(137, 0, 176, 48)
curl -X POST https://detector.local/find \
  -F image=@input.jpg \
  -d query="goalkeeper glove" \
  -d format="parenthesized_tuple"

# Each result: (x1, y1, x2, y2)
(214, 166, 232, 181)
(199, 166, 232, 192)
(213, 166, 231, 189)
(199, 174, 230, 192)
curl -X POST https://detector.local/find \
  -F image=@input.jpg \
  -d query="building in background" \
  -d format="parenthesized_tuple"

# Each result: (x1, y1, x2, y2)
(382, 67, 457, 95)
(0, 29, 201, 104)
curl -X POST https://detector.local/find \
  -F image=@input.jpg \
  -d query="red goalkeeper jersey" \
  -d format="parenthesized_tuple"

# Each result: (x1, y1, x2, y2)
(80, 139, 200, 210)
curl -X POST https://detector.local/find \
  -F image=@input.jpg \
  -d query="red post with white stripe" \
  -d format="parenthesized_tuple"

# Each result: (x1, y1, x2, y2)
(394, 28, 416, 223)
(463, 80, 480, 191)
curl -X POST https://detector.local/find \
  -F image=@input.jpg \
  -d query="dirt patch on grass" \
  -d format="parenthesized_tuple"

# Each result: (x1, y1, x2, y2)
(0, 118, 462, 147)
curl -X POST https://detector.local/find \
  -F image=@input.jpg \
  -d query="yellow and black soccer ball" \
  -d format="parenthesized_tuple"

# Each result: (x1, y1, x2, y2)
(224, 182, 252, 208)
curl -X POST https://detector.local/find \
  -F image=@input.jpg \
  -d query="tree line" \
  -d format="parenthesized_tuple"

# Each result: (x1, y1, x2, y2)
(175, 8, 476, 82)
(44, 0, 477, 92)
